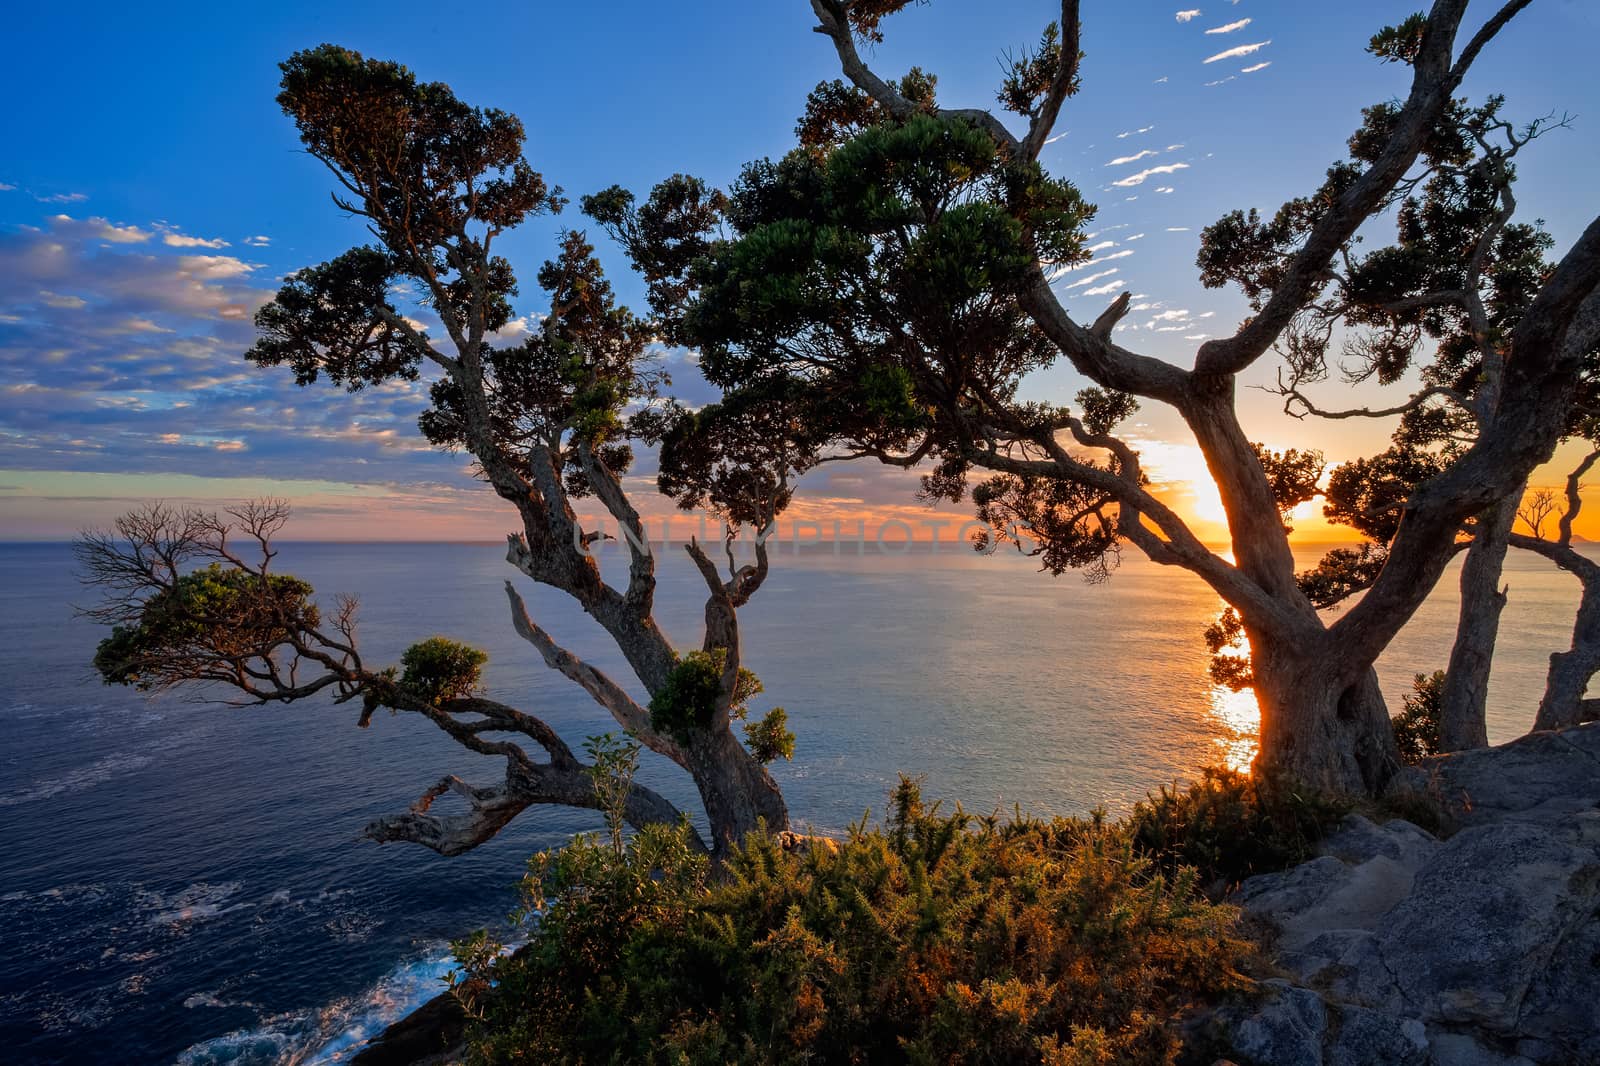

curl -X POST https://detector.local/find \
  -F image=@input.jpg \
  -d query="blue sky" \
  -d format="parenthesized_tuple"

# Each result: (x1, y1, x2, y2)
(2, 0, 1597, 539)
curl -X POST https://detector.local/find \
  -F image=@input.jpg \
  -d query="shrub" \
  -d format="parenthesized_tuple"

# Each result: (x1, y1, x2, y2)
(1390, 670, 1445, 765)
(647, 649, 762, 741)
(1128, 766, 1350, 891)
(398, 636, 488, 705)
(453, 777, 1252, 1065)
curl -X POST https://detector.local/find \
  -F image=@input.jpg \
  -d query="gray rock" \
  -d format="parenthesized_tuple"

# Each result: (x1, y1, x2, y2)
(1229, 980, 1326, 1066)
(1374, 819, 1600, 1032)
(1426, 1029, 1537, 1066)
(1419, 724, 1600, 826)
(1317, 814, 1438, 870)
(1326, 1005, 1428, 1066)
(1516, 911, 1600, 1062)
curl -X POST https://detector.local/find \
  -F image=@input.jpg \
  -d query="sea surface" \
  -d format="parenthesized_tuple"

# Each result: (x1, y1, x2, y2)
(0, 539, 1584, 1064)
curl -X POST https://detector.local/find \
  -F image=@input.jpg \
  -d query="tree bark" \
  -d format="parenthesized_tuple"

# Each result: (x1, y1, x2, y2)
(1438, 494, 1518, 750)
(1534, 570, 1600, 731)
(1250, 627, 1400, 794)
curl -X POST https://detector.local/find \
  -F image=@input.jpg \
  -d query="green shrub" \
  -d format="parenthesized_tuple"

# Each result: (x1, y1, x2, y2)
(398, 636, 488, 705)
(647, 649, 771, 749)
(1390, 670, 1445, 765)
(1128, 767, 1350, 891)
(453, 777, 1252, 1065)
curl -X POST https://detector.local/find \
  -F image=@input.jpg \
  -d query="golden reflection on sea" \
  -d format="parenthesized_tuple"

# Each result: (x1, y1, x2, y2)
(1209, 684, 1261, 772)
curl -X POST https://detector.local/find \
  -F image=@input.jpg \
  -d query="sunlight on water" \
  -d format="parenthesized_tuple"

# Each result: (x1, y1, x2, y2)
(1208, 685, 1261, 772)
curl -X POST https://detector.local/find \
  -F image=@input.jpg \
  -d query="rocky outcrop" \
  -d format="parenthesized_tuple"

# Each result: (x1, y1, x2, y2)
(1213, 723, 1600, 1066)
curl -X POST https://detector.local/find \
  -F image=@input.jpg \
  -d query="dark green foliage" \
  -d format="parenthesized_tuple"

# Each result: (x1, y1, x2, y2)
(1297, 542, 1390, 609)
(647, 650, 763, 743)
(1253, 443, 1324, 531)
(398, 637, 488, 706)
(997, 22, 1076, 118)
(1368, 13, 1431, 65)
(1129, 767, 1352, 890)
(454, 777, 1252, 1064)
(93, 564, 316, 690)
(1202, 607, 1253, 691)
(1391, 670, 1446, 764)
(592, 106, 1099, 536)
(743, 707, 795, 764)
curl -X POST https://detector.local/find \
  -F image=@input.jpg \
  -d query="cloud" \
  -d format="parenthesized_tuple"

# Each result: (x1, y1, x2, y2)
(50, 215, 152, 244)
(1107, 149, 1158, 167)
(1241, 61, 1272, 73)
(1043, 130, 1069, 146)
(1126, 233, 1147, 241)
(1205, 76, 1237, 87)
(1061, 268, 1120, 290)
(1084, 240, 1117, 254)
(1204, 40, 1270, 63)
(242, 235, 271, 247)
(34, 192, 88, 204)
(1205, 18, 1251, 34)
(1175, 9, 1201, 22)
(1166, 226, 1191, 232)
(1110, 162, 1190, 187)
(0, 182, 15, 192)
(1115, 125, 1155, 139)
(162, 233, 230, 249)
(174, 254, 257, 281)
(40, 291, 87, 309)
(1083, 280, 1124, 296)
(1155, 186, 1176, 194)
(1154, 76, 1169, 84)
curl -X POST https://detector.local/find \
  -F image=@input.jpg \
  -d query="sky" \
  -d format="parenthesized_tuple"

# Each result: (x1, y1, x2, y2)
(1, 0, 1597, 544)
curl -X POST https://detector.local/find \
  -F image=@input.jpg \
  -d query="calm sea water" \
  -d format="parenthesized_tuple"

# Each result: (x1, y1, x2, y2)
(0, 540, 1583, 1063)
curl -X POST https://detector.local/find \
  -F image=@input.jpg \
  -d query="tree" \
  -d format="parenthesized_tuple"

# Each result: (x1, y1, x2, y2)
(78, 47, 798, 858)
(591, 0, 1600, 795)
(1287, 93, 1594, 752)
(1510, 446, 1600, 730)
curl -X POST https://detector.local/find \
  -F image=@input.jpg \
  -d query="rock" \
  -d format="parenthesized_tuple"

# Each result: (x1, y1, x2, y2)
(1316, 814, 1438, 870)
(1213, 724, 1600, 1066)
(1326, 1005, 1428, 1066)
(1415, 723, 1600, 827)
(351, 990, 466, 1066)
(1227, 980, 1325, 1066)
(1425, 1029, 1536, 1066)
(1373, 819, 1600, 1032)
(1516, 910, 1600, 1063)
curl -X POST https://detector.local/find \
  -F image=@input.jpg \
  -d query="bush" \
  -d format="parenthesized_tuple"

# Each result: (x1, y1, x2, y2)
(1390, 670, 1445, 765)
(1128, 767, 1350, 891)
(398, 636, 488, 705)
(453, 777, 1252, 1065)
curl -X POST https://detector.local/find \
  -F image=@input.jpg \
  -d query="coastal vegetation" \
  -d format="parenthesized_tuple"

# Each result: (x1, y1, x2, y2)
(68, 1, 1600, 1062)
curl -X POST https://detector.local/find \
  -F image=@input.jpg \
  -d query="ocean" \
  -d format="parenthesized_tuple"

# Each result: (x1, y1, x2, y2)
(0, 539, 1582, 1063)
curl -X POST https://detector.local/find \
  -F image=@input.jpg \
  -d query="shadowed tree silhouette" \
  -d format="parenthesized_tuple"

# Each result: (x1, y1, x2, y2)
(588, 0, 1600, 795)
(78, 46, 799, 858)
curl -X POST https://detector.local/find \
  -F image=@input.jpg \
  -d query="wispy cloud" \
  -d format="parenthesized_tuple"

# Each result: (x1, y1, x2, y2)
(1205, 18, 1251, 34)
(242, 235, 272, 247)
(1204, 40, 1270, 63)
(1166, 226, 1191, 232)
(1115, 125, 1155, 139)
(1241, 61, 1272, 73)
(1083, 280, 1124, 296)
(33, 191, 88, 204)
(1175, 9, 1202, 22)
(1110, 163, 1190, 188)
(1106, 149, 1158, 167)
(50, 215, 153, 244)
(162, 233, 230, 249)
(1062, 268, 1119, 290)
(1043, 130, 1069, 146)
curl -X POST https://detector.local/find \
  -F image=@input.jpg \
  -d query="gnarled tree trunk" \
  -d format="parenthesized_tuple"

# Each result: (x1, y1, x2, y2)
(1438, 493, 1519, 750)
